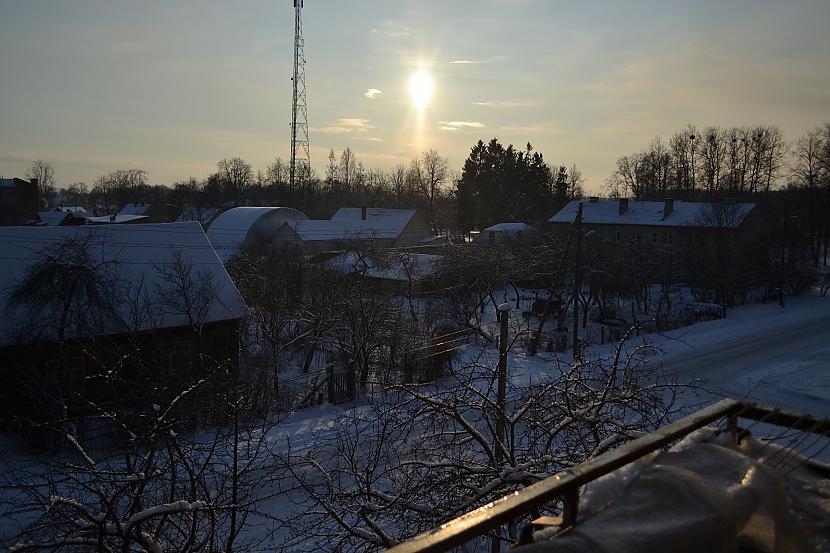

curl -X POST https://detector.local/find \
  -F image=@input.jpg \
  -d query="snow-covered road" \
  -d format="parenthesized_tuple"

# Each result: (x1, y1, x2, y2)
(650, 295, 830, 417)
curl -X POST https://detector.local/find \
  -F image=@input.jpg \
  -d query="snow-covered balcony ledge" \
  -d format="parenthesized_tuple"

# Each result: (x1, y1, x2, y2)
(388, 399, 830, 553)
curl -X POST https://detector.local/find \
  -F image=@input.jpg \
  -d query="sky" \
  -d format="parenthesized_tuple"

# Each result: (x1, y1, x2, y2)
(1, 0, 829, 194)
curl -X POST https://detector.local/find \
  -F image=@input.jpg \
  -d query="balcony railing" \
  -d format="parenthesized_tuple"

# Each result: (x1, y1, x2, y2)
(387, 398, 830, 553)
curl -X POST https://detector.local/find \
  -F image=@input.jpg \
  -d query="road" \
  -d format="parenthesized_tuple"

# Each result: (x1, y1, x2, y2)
(657, 296, 830, 417)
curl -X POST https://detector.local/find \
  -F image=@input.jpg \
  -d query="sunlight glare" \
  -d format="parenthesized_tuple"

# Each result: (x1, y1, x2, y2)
(408, 69, 433, 109)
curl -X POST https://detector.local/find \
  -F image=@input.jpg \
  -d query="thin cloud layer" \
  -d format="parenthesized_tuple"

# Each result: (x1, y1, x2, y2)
(364, 88, 383, 99)
(312, 118, 374, 135)
(450, 56, 505, 65)
(440, 121, 485, 131)
(473, 101, 538, 107)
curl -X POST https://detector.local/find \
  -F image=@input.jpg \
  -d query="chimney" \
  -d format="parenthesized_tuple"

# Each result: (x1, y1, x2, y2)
(663, 198, 674, 217)
(589, 196, 599, 203)
(618, 198, 629, 216)
(361, 206, 367, 220)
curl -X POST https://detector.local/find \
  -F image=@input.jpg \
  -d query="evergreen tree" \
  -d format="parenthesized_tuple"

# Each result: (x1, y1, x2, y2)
(456, 138, 554, 231)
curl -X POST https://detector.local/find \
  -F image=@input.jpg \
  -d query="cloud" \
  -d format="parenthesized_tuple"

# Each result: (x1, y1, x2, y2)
(364, 88, 383, 99)
(337, 118, 372, 128)
(472, 100, 539, 107)
(439, 121, 485, 131)
(450, 56, 505, 65)
(312, 118, 373, 134)
(497, 124, 553, 133)
(371, 21, 411, 38)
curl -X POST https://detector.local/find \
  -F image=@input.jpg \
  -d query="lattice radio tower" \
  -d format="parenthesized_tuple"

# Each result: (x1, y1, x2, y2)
(289, 0, 310, 193)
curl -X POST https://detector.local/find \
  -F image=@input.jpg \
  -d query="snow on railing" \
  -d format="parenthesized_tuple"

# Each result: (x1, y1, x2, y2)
(387, 399, 830, 553)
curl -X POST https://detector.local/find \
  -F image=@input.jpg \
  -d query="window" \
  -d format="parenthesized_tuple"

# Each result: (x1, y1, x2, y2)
(634, 232, 642, 242)
(615, 230, 621, 242)
(664, 232, 671, 243)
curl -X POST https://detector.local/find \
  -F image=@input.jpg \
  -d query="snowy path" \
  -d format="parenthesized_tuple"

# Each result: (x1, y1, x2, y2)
(644, 296, 830, 417)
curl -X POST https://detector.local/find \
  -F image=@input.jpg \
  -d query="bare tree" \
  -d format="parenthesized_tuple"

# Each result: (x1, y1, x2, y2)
(25, 159, 57, 206)
(419, 149, 449, 224)
(217, 158, 253, 206)
(280, 331, 691, 551)
(791, 127, 825, 267)
(90, 169, 148, 213)
(389, 164, 407, 207)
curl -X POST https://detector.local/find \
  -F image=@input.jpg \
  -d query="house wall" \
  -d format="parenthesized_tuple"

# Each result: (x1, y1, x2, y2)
(397, 211, 434, 245)
(0, 319, 242, 428)
(0, 179, 38, 225)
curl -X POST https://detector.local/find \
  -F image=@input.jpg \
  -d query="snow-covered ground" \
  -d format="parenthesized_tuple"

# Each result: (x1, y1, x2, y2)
(605, 294, 830, 417)
(3, 293, 827, 550)
(267, 293, 830, 457)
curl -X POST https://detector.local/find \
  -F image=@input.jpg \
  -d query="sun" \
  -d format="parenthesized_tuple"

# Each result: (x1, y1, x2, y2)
(408, 69, 433, 109)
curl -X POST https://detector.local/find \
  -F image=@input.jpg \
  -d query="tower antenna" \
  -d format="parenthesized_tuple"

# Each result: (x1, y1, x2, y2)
(289, 0, 310, 195)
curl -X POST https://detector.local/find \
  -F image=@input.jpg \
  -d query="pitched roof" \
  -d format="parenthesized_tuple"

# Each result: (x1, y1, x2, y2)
(286, 207, 420, 242)
(549, 199, 755, 228)
(331, 207, 418, 226)
(0, 222, 246, 347)
(56, 206, 89, 216)
(85, 214, 149, 224)
(37, 211, 69, 226)
(118, 203, 152, 216)
(287, 219, 406, 241)
(482, 222, 535, 232)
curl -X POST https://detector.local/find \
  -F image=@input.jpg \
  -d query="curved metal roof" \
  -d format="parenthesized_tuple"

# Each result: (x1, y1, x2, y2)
(207, 207, 308, 260)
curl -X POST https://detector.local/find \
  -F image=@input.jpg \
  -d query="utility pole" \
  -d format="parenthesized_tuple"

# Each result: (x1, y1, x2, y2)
(289, 0, 310, 197)
(780, 215, 798, 307)
(572, 202, 583, 359)
(495, 303, 510, 464)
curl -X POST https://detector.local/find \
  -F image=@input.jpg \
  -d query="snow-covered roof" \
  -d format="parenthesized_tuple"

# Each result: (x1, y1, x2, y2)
(326, 252, 442, 282)
(207, 206, 308, 261)
(0, 222, 246, 347)
(37, 211, 69, 226)
(56, 206, 89, 216)
(331, 207, 417, 227)
(481, 222, 535, 233)
(118, 203, 152, 216)
(286, 207, 420, 242)
(286, 219, 406, 241)
(549, 199, 755, 228)
(176, 207, 221, 225)
(85, 214, 149, 224)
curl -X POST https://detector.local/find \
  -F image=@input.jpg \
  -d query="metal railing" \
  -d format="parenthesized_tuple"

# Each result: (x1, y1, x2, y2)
(387, 398, 830, 553)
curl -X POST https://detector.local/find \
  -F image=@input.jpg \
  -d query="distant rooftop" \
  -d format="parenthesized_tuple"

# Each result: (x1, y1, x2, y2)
(549, 199, 755, 228)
